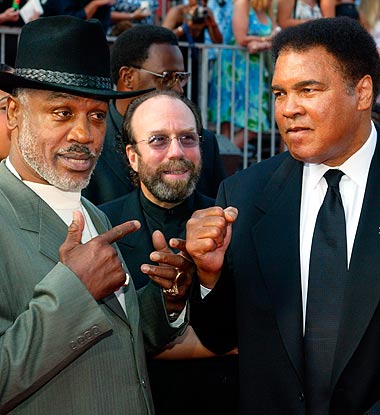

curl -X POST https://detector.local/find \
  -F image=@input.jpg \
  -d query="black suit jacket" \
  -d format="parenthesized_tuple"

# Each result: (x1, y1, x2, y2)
(192, 136, 380, 414)
(83, 102, 226, 205)
(100, 188, 215, 288)
(100, 189, 239, 415)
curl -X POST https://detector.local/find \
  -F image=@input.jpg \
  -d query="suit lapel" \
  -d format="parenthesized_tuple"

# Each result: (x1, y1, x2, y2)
(0, 163, 68, 263)
(252, 156, 305, 382)
(83, 198, 134, 324)
(331, 138, 380, 388)
(117, 191, 150, 250)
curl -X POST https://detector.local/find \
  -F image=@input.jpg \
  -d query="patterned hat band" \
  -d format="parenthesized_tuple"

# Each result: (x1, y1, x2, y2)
(14, 68, 113, 90)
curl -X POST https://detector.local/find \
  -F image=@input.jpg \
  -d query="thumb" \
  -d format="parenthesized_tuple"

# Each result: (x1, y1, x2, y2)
(224, 206, 238, 223)
(151, 230, 171, 253)
(64, 210, 85, 249)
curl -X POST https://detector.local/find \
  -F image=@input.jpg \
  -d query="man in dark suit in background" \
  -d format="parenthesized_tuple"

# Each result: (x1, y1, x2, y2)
(185, 17, 380, 414)
(100, 89, 238, 415)
(83, 24, 226, 205)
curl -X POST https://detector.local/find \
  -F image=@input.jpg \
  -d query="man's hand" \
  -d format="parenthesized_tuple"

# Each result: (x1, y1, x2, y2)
(184, 206, 238, 289)
(59, 210, 140, 300)
(141, 230, 194, 313)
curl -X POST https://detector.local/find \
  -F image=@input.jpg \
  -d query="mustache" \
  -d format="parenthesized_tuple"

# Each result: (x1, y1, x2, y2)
(56, 144, 96, 158)
(157, 159, 196, 173)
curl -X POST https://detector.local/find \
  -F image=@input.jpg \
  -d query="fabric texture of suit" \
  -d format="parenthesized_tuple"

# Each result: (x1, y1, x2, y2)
(100, 188, 214, 288)
(82, 101, 226, 205)
(0, 162, 185, 414)
(191, 137, 380, 415)
(100, 188, 239, 415)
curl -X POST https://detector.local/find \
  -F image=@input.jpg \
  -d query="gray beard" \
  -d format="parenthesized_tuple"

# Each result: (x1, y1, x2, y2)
(18, 120, 98, 192)
(139, 158, 201, 203)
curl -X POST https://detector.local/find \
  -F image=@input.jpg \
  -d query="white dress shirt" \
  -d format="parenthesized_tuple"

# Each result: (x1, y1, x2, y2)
(299, 122, 377, 330)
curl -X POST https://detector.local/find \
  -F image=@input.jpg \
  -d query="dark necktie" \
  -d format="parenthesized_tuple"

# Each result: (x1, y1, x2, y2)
(304, 169, 348, 415)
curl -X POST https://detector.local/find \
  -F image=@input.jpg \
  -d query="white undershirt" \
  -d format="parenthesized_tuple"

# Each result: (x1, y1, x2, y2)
(5, 158, 128, 315)
(300, 122, 377, 330)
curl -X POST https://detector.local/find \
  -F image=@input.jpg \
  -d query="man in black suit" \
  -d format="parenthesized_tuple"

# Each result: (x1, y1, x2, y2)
(83, 24, 225, 205)
(100, 89, 238, 415)
(185, 17, 380, 414)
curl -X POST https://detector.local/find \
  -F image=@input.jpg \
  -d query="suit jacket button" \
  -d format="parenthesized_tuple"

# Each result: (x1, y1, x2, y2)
(77, 335, 85, 345)
(298, 393, 305, 401)
(91, 325, 100, 335)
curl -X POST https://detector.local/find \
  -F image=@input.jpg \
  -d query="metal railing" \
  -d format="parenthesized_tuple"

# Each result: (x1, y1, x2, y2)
(0, 26, 281, 172)
(179, 41, 280, 169)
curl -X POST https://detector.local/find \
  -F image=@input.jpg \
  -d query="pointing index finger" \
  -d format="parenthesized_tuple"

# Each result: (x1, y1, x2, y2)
(98, 220, 141, 244)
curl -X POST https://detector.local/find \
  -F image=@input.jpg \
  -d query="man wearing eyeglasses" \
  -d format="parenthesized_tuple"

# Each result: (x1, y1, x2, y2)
(82, 24, 226, 205)
(100, 89, 238, 415)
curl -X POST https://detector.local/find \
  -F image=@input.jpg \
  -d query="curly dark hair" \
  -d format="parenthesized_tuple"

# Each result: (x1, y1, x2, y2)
(122, 90, 203, 186)
(110, 25, 179, 85)
(272, 17, 380, 102)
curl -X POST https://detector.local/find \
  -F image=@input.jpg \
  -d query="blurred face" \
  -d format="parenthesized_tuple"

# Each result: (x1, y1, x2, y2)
(272, 47, 373, 166)
(126, 96, 202, 208)
(8, 90, 108, 191)
(135, 43, 187, 94)
(0, 91, 10, 160)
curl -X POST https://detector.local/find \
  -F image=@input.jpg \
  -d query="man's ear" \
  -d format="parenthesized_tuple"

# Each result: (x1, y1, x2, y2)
(118, 66, 136, 91)
(126, 144, 139, 172)
(356, 74, 373, 112)
(7, 95, 20, 131)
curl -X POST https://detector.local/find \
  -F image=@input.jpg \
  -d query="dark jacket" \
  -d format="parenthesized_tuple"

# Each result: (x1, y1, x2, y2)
(100, 188, 239, 415)
(192, 138, 380, 414)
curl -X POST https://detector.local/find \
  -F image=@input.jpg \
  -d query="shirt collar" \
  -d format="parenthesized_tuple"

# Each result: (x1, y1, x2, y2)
(139, 189, 195, 221)
(303, 121, 377, 189)
(5, 157, 81, 209)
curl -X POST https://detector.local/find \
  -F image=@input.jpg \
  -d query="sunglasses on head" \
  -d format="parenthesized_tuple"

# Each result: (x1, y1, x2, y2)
(135, 67, 191, 87)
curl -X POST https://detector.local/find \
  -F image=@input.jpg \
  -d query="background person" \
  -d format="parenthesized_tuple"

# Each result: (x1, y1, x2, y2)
(63, 0, 115, 32)
(319, 0, 363, 21)
(100, 89, 238, 415)
(208, 0, 277, 150)
(0, 63, 13, 160)
(83, 24, 226, 205)
(185, 17, 380, 414)
(162, 0, 222, 104)
(276, 0, 322, 28)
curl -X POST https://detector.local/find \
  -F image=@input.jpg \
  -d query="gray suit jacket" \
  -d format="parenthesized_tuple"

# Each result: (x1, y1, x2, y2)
(0, 161, 184, 414)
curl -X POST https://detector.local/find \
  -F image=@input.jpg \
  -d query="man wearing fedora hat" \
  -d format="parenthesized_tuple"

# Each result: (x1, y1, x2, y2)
(0, 15, 192, 414)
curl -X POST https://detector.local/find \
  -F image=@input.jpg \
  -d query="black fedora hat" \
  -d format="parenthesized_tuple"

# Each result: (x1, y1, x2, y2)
(0, 15, 153, 100)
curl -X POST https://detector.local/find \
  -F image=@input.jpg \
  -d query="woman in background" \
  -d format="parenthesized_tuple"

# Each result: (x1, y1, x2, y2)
(276, 0, 322, 28)
(208, 0, 277, 149)
(319, 0, 362, 21)
(162, 0, 222, 104)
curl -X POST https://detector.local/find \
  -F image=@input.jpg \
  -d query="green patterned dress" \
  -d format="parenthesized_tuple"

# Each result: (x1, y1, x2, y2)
(208, 7, 272, 132)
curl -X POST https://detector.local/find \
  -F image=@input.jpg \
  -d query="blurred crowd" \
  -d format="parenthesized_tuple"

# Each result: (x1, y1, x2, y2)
(0, 0, 379, 153)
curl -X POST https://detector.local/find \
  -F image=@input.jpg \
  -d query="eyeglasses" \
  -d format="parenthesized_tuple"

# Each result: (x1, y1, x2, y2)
(135, 133, 201, 150)
(135, 67, 191, 88)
